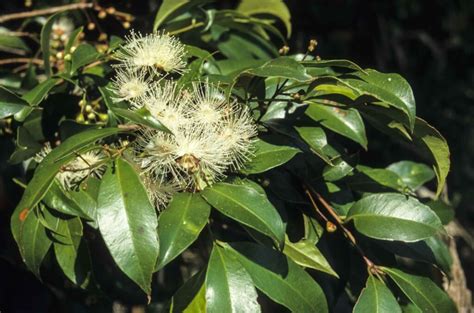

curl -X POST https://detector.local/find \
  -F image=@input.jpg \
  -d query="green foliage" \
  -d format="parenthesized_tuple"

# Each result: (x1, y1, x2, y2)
(0, 0, 456, 312)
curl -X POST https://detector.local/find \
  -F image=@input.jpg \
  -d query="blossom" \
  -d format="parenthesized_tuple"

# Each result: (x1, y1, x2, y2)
(136, 80, 189, 131)
(109, 67, 151, 103)
(114, 30, 187, 74)
(35, 143, 107, 190)
(51, 17, 74, 42)
(133, 81, 257, 192)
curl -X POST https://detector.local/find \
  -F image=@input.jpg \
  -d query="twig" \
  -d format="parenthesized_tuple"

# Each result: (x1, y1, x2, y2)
(0, 58, 43, 65)
(0, 2, 94, 23)
(305, 184, 380, 274)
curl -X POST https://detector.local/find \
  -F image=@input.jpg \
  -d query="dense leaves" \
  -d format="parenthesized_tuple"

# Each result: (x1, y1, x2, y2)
(1, 0, 457, 312)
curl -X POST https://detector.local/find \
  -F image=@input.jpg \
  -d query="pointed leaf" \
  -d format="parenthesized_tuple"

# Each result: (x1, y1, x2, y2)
(247, 57, 310, 81)
(97, 157, 159, 294)
(386, 161, 435, 191)
(237, 0, 291, 36)
(345, 69, 416, 129)
(113, 107, 170, 132)
(0, 86, 28, 119)
(305, 101, 368, 149)
(347, 193, 443, 242)
(225, 242, 328, 313)
(241, 138, 300, 174)
(383, 267, 456, 313)
(22, 78, 61, 106)
(353, 275, 401, 313)
(20, 209, 52, 277)
(157, 192, 210, 269)
(413, 118, 450, 197)
(171, 270, 207, 313)
(41, 13, 61, 77)
(206, 245, 261, 313)
(202, 182, 285, 247)
(283, 237, 338, 277)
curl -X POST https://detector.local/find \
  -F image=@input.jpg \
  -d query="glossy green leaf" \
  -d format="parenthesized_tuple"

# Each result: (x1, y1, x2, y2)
(302, 59, 364, 72)
(413, 118, 450, 197)
(42, 180, 93, 219)
(206, 245, 261, 313)
(202, 182, 285, 247)
(0, 86, 28, 119)
(386, 161, 435, 190)
(157, 192, 210, 269)
(153, 0, 210, 31)
(225, 242, 328, 313)
(53, 217, 90, 286)
(283, 236, 338, 277)
(97, 158, 159, 294)
(305, 101, 368, 149)
(295, 126, 333, 164)
(71, 43, 100, 74)
(11, 128, 123, 250)
(347, 193, 443, 242)
(20, 208, 52, 277)
(241, 138, 300, 174)
(112, 107, 170, 133)
(170, 270, 207, 313)
(22, 78, 61, 106)
(40, 13, 61, 77)
(347, 165, 405, 192)
(237, 0, 291, 36)
(383, 267, 456, 313)
(346, 69, 416, 129)
(246, 57, 311, 81)
(322, 157, 354, 182)
(0, 32, 30, 53)
(353, 275, 401, 313)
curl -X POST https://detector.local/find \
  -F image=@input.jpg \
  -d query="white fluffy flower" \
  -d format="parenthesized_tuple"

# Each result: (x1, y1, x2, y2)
(109, 67, 151, 103)
(133, 81, 257, 192)
(136, 81, 189, 131)
(52, 17, 74, 42)
(115, 30, 187, 74)
(35, 143, 107, 190)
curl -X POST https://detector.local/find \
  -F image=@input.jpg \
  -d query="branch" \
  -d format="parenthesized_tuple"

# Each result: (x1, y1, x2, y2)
(0, 58, 43, 65)
(0, 2, 94, 23)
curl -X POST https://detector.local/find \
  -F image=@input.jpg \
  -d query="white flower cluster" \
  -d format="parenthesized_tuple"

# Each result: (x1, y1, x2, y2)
(110, 31, 257, 208)
(35, 143, 106, 190)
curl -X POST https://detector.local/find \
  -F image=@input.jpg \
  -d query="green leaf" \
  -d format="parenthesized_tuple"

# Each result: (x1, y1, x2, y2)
(53, 217, 90, 286)
(426, 200, 454, 225)
(112, 107, 170, 133)
(171, 270, 207, 313)
(383, 267, 456, 313)
(0, 32, 30, 53)
(353, 275, 402, 313)
(237, 0, 292, 37)
(42, 180, 93, 219)
(225, 242, 328, 313)
(22, 78, 61, 106)
(19, 208, 52, 277)
(345, 69, 416, 129)
(241, 138, 300, 174)
(71, 43, 100, 74)
(153, 0, 210, 31)
(11, 128, 123, 248)
(413, 118, 450, 197)
(283, 236, 338, 277)
(0, 86, 28, 119)
(41, 13, 61, 77)
(97, 158, 159, 295)
(206, 245, 261, 313)
(305, 101, 368, 149)
(347, 165, 405, 192)
(302, 59, 364, 72)
(346, 193, 443, 242)
(246, 57, 311, 81)
(156, 192, 210, 269)
(202, 182, 285, 247)
(386, 161, 435, 190)
(295, 126, 334, 164)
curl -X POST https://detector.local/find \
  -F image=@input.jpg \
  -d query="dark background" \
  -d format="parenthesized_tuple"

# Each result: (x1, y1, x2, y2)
(0, 0, 473, 311)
